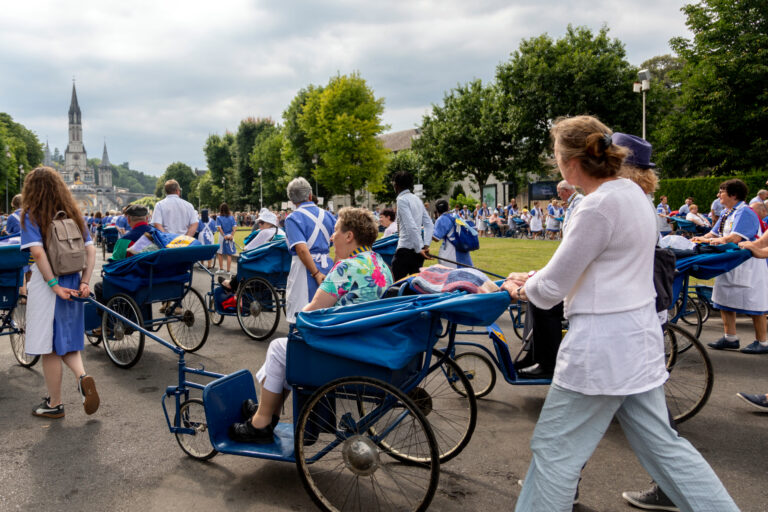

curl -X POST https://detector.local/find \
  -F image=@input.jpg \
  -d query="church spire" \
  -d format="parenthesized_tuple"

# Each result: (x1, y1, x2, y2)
(101, 141, 111, 167)
(68, 82, 81, 124)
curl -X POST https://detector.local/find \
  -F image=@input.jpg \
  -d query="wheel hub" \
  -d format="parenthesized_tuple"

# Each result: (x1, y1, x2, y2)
(249, 301, 262, 317)
(182, 310, 195, 327)
(408, 387, 433, 416)
(113, 322, 125, 340)
(342, 435, 380, 476)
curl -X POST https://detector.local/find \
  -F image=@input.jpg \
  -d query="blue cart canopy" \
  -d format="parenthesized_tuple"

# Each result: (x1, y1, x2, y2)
(296, 291, 511, 369)
(238, 239, 291, 277)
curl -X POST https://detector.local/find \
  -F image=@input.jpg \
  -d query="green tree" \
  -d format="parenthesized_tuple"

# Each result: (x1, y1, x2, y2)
(640, 54, 685, 145)
(131, 196, 160, 209)
(299, 73, 389, 206)
(0, 113, 43, 202)
(203, 132, 235, 186)
(495, 25, 639, 178)
(374, 149, 450, 204)
(653, 0, 768, 176)
(250, 125, 289, 208)
(235, 118, 275, 207)
(194, 172, 225, 210)
(413, 80, 510, 194)
(155, 162, 196, 200)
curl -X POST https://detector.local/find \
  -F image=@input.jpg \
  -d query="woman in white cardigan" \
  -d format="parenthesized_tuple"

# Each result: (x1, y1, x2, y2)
(503, 116, 737, 512)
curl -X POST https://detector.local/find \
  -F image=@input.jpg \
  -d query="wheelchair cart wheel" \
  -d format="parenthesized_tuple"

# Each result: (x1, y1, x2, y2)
(296, 376, 439, 512)
(663, 323, 714, 424)
(670, 296, 703, 340)
(167, 289, 209, 352)
(103, 294, 145, 369)
(10, 303, 39, 368)
(236, 277, 280, 341)
(511, 301, 527, 341)
(101, 241, 106, 261)
(175, 398, 217, 461)
(689, 294, 710, 324)
(451, 352, 496, 398)
(86, 330, 102, 346)
(206, 294, 224, 326)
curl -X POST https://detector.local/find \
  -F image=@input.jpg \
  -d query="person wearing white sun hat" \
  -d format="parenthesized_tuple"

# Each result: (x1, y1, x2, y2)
(244, 208, 285, 251)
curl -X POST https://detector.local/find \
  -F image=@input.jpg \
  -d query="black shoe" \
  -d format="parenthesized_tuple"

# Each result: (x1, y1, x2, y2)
(622, 484, 679, 511)
(517, 364, 553, 380)
(228, 420, 274, 444)
(240, 399, 279, 428)
(32, 398, 65, 419)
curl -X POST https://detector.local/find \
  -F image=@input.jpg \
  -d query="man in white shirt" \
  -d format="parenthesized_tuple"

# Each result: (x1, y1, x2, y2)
(678, 197, 693, 216)
(391, 171, 433, 280)
(557, 180, 584, 234)
(151, 180, 198, 236)
(749, 189, 768, 206)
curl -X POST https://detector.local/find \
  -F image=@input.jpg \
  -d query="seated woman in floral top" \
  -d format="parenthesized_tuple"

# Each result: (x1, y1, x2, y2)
(230, 207, 393, 444)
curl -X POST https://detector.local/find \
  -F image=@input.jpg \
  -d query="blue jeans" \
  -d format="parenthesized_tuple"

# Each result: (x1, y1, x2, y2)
(515, 384, 738, 512)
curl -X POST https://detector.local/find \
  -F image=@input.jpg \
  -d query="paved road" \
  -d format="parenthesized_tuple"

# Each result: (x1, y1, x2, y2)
(1, 254, 767, 511)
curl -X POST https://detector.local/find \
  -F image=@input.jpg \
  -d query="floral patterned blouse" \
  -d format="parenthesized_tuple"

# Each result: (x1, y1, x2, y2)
(319, 249, 393, 306)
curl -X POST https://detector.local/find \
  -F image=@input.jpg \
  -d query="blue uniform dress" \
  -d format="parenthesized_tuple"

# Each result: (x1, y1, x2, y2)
(433, 213, 472, 268)
(5, 209, 21, 235)
(216, 215, 237, 255)
(711, 202, 768, 315)
(284, 202, 337, 323)
(197, 219, 216, 245)
(21, 214, 93, 356)
(115, 215, 130, 233)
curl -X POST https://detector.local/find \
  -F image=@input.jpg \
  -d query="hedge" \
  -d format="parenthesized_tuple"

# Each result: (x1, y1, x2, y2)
(656, 174, 767, 213)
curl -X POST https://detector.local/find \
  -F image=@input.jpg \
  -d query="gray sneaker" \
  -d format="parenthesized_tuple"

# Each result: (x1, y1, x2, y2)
(622, 484, 679, 511)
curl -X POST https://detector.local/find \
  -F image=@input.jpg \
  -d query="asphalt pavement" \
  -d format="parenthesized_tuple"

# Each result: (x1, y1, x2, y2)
(1, 253, 767, 511)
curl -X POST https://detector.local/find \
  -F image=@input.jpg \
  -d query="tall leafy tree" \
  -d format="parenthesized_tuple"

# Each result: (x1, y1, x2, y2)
(235, 117, 274, 207)
(155, 161, 196, 201)
(653, 0, 768, 176)
(374, 149, 449, 204)
(0, 113, 42, 202)
(413, 80, 511, 193)
(299, 73, 388, 206)
(495, 25, 638, 177)
(250, 125, 289, 208)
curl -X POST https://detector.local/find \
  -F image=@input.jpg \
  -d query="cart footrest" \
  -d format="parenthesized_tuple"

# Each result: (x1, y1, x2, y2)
(214, 423, 295, 461)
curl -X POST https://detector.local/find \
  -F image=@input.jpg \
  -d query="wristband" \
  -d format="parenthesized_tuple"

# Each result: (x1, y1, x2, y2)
(47, 278, 58, 288)
(311, 270, 319, 278)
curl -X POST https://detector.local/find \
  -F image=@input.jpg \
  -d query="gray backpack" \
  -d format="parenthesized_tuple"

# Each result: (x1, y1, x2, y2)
(46, 211, 86, 276)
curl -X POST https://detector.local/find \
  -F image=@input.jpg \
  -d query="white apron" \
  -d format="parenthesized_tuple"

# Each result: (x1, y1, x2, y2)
(529, 209, 543, 231)
(25, 264, 56, 355)
(285, 207, 331, 324)
(712, 203, 768, 312)
(198, 223, 214, 245)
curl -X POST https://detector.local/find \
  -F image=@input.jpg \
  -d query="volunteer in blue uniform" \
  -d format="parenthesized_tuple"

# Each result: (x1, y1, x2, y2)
(693, 178, 768, 354)
(4, 194, 22, 235)
(216, 202, 237, 274)
(197, 209, 216, 270)
(432, 199, 472, 268)
(284, 177, 336, 324)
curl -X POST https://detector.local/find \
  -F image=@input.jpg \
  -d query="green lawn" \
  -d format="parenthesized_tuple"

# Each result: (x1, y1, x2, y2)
(229, 227, 560, 276)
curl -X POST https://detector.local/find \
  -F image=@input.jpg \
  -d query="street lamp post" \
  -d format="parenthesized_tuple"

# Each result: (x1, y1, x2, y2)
(633, 69, 651, 140)
(258, 167, 263, 209)
(4, 146, 11, 213)
(18, 164, 24, 194)
(311, 154, 318, 199)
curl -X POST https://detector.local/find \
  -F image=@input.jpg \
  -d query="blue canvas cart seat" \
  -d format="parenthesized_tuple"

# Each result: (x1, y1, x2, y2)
(103, 226, 120, 250)
(672, 244, 752, 300)
(237, 239, 291, 287)
(671, 216, 708, 237)
(287, 291, 510, 389)
(102, 245, 219, 304)
(0, 244, 27, 309)
(372, 234, 398, 267)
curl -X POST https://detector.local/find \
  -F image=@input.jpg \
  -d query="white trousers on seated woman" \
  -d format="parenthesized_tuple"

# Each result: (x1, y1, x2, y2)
(255, 338, 292, 394)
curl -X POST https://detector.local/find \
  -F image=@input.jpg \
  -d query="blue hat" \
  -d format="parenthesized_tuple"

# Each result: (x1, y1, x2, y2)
(613, 132, 655, 168)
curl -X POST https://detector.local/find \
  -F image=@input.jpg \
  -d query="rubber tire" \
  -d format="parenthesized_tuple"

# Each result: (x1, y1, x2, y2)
(512, 301, 527, 341)
(451, 352, 497, 398)
(689, 295, 709, 324)
(295, 376, 439, 512)
(86, 330, 102, 346)
(236, 277, 280, 341)
(174, 398, 217, 461)
(663, 323, 714, 424)
(166, 288, 209, 352)
(9, 303, 39, 368)
(102, 294, 145, 369)
(670, 296, 703, 340)
(206, 294, 224, 326)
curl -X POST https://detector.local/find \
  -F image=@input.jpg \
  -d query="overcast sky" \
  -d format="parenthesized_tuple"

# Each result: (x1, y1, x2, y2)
(0, 0, 691, 176)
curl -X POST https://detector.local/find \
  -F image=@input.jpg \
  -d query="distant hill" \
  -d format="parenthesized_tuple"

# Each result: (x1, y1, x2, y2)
(85, 158, 157, 194)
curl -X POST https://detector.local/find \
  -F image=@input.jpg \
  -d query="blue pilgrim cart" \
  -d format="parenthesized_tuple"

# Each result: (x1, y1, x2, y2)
(1, 241, 36, 367)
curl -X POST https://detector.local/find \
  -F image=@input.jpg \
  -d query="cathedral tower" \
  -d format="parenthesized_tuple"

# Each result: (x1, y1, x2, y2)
(99, 142, 113, 188)
(64, 83, 91, 184)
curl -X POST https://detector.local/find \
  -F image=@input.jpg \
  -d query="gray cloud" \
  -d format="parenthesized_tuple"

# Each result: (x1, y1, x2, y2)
(0, 0, 690, 175)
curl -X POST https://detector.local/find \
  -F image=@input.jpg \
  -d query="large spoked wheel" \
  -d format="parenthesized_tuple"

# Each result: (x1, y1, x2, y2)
(175, 398, 217, 461)
(9, 303, 39, 368)
(102, 294, 145, 369)
(86, 329, 102, 346)
(366, 349, 477, 464)
(663, 323, 714, 423)
(296, 377, 439, 512)
(166, 288, 209, 352)
(236, 277, 280, 341)
(512, 301, 527, 341)
(451, 351, 496, 398)
(689, 294, 710, 324)
(206, 294, 224, 326)
(670, 296, 703, 340)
